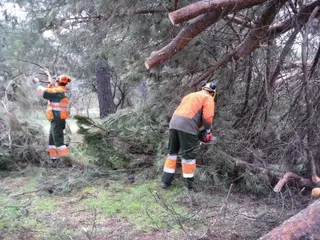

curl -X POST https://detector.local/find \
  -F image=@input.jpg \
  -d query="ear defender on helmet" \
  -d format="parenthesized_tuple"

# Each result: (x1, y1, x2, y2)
(202, 82, 217, 101)
(202, 82, 216, 92)
(56, 75, 71, 85)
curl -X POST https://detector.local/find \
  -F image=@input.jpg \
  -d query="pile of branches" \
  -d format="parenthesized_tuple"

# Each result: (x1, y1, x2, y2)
(0, 75, 47, 170)
(0, 108, 47, 170)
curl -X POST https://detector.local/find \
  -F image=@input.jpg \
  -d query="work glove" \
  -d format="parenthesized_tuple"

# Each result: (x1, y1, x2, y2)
(202, 129, 212, 142)
(31, 78, 40, 87)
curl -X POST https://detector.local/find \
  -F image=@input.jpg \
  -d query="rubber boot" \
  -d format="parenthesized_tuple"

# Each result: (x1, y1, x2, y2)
(185, 177, 194, 190)
(161, 182, 171, 189)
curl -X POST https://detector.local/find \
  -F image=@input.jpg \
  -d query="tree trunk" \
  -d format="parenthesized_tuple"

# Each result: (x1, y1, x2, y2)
(259, 200, 320, 240)
(95, 58, 116, 118)
(168, 0, 267, 25)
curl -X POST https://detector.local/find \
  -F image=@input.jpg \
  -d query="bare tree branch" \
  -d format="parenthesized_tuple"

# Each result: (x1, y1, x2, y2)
(269, 28, 300, 88)
(145, 11, 226, 69)
(168, 0, 267, 25)
(192, 0, 287, 86)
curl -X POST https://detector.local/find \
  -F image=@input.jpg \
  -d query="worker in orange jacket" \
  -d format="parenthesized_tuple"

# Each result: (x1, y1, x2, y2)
(32, 73, 71, 163)
(161, 82, 216, 190)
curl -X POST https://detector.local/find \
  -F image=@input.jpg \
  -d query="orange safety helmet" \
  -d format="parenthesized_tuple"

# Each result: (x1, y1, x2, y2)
(56, 75, 71, 85)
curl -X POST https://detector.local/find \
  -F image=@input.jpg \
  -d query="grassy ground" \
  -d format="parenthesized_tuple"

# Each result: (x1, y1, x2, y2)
(0, 117, 309, 239)
(0, 165, 306, 240)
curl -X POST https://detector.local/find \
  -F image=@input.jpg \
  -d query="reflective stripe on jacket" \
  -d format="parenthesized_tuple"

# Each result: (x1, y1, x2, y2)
(36, 85, 69, 120)
(169, 90, 215, 135)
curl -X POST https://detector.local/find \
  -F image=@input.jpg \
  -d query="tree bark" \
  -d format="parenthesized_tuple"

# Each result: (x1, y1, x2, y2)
(168, 0, 267, 25)
(145, 11, 226, 69)
(95, 58, 116, 118)
(259, 200, 320, 240)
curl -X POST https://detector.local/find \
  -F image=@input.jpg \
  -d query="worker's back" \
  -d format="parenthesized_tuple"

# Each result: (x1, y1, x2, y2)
(169, 90, 215, 135)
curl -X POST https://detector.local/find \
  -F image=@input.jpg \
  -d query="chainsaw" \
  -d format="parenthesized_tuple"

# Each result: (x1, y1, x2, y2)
(198, 128, 217, 145)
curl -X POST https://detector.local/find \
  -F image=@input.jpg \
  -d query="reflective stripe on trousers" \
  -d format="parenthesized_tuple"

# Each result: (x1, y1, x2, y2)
(57, 145, 68, 158)
(163, 154, 178, 174)
(48, 145, 57, 159)
(181, 159, 196, 178)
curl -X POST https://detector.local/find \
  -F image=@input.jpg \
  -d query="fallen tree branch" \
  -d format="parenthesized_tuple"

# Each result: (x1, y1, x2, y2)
(168, 0, 267, 25)
(236, 160, 320, 192)
(145, 11, 226, 69)
(259, 199, 320, 240)
(273, 172, 315, 192)
(10, 179, 68, 197)
(145, 0, 274, 69)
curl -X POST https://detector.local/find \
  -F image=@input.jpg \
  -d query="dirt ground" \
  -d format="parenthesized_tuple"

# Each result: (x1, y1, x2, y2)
(0, 118, 311, 240)
(0, 165, 310, 240)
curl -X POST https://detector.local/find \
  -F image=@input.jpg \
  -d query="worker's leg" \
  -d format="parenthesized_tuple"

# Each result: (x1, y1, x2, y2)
(52, 119, 68, 158)
(178, 131, 199, 189)
(161, 129, 180, 187)
(48, 121, 58, 162)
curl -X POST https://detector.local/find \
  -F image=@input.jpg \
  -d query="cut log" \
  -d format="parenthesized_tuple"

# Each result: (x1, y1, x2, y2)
(259, 200, 320, 240)
(168, 0, 267, 25)
(312, 188, 320, 198)
(145, 11, 225, 69)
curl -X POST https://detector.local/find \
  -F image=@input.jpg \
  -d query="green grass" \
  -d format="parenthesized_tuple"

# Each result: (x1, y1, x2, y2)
(32, 196, 56, 212)
(82, 180, 187, 231)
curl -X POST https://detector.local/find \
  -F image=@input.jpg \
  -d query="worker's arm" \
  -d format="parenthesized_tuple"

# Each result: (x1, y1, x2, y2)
(32, 79, 60, 101)
(202, 97, 215, 129)
(45, 70, 53, 84)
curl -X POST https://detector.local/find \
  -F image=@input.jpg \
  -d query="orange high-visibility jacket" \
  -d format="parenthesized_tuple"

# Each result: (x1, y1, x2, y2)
(36, 85, 69, 120)
(169, 90, 215, 135)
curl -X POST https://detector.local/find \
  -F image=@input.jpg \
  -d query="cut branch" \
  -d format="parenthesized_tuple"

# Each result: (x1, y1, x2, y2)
(145, 0, 274, 69)
(145, 11, 226, 69)
(168, 0, 267, 25)
(273, 172, 315, 192)
(259, 200, 320, 240)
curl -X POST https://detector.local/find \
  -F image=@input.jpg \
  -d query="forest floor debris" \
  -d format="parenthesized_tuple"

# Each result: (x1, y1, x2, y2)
(0, 166, 311, 240)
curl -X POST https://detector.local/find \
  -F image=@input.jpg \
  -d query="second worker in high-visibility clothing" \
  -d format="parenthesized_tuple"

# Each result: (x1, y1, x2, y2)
(32, 74, 71, 163)
(161, 82, 216, 190)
